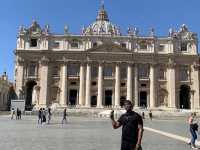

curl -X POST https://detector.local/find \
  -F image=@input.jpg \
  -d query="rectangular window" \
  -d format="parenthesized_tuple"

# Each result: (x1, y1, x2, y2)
(30, 39, 37, 47)
(158, 67, 166, 80)
(68, 64, 80, 76)
(28, 64, 36, 76)
(181, 42, 187, 51)
(121, 43, 126, 48)
(104, 66, 113, 77)
(138, 64, 149, 79)
(180, 66, 189, 81)
(159, 45, 165, 51)
(53, 42, 60, 49)
(91, 66, 98, 77)
(120, 67, 127, 79)
(52, 66, 60, 77)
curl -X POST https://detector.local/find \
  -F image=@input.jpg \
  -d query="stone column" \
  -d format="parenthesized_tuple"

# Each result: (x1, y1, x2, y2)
(150, 64, 156, 108)
(167, 63, 176, 108)
(15, 61, 24, 98)
(60, 63, 67, 106)
(79, 63, 85, 106)
(134, 64, 139, 107)
(190, 90, 195, 110)
(85, 63, 91, 107)
(127, 63, 133, 101)
(192, 63, 200, 109)
(114, 63, 120, 107)
(39, 58, 49, 107)
(97, 63, 103, 108)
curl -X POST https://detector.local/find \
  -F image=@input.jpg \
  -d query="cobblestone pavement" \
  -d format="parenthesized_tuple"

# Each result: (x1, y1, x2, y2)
(0, 116, 197, 150)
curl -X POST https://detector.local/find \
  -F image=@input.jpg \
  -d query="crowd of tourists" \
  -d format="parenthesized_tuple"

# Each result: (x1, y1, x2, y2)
(37, 107, 68, 125)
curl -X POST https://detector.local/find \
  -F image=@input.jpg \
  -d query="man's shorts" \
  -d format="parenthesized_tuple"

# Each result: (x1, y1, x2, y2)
(121, 141, 136, 150)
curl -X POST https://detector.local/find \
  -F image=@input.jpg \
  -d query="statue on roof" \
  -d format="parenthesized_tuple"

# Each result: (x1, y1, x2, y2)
(64, 25, 69, 34)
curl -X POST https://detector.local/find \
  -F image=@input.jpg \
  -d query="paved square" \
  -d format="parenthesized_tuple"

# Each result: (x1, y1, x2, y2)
(0, 115, 196, 150)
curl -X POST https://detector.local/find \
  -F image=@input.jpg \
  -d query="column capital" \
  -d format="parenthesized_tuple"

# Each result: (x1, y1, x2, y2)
(115, 61, 123, 66)
(167, 58, 176, 68)
(61, 57, 69, 65)
(167, 62, 176, 68)
(97, 61, 105, 65)
(192, 62, 200, 70)
(40, 56, 49, 66)
(17, 57, 25, 65)
(127, 61, 134, 66)
(79, 61, 87, 66)
(86, 61, 93, 65)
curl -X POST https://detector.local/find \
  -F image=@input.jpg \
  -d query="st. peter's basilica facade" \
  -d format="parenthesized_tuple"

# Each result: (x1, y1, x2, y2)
(14, 4, 200, 110)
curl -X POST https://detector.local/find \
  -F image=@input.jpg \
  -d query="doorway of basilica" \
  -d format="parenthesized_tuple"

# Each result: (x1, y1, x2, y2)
(25, 80, 37, 110)
(91, 96, 97, 107)
(179, 85, 190, 109)
(69, 89, 78, 106)
(139, 91, 147, 108)
(105, 90, 112, 106)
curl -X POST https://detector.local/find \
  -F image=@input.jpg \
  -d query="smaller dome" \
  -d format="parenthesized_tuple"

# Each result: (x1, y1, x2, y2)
(84, 3, 121, 36)
(85, 21, 120, 36)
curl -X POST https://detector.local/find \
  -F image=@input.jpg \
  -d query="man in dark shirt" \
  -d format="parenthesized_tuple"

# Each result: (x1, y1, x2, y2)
(110, 100, 143, 150)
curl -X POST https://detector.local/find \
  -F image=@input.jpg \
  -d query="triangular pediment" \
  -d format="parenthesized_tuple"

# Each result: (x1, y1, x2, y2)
(87, 43, 131, 53)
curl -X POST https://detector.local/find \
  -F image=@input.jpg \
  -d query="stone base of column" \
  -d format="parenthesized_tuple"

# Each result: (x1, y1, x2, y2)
(59, 104, 67, 108)
(97, 105, 104, 109)
(113, 105, 121, 109)
(133, 106, 141, 110)
(82, 105, 91, 108)
(191, 108, 200, 111)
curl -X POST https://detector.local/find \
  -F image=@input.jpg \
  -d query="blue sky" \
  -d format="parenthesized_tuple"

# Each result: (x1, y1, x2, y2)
(0, 0, 200, 81)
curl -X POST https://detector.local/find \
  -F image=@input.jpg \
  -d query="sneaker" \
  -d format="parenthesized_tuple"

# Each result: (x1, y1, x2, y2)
(191, 145, 198, 149)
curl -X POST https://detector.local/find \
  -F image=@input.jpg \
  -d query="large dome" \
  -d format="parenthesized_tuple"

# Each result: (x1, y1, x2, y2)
(84, 3, 121, 36)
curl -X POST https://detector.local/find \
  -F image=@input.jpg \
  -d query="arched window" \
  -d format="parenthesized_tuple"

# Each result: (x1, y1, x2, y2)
(93, 42, 98, 47)
(30, 38, 38, 47)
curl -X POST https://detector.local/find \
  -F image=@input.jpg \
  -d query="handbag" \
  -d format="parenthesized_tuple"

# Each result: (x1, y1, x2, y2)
(191, 123, 198, 131)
